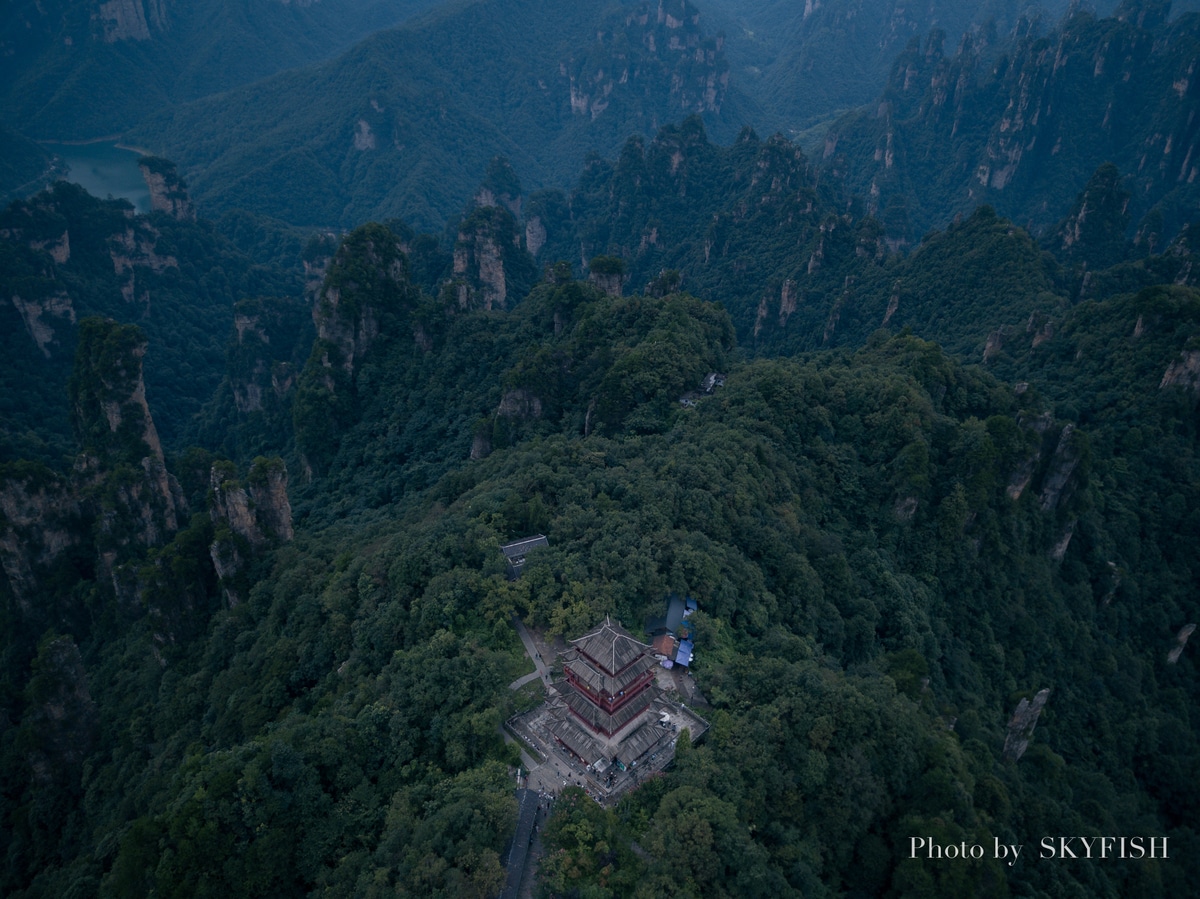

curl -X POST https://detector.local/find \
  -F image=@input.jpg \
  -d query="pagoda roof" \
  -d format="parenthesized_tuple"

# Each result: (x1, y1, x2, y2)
(549, 716, 606, 764)
(564, 684, 659, 736)
(615, 715, 674, 765)
(563, 649, 657, 696)
(570, 618, 650, 675)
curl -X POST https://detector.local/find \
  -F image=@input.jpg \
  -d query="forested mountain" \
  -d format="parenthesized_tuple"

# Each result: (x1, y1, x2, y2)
(122, 0, 754, 229)
(499, 115, 1193, 368)
(820, 0, 1200, 240)
(0, 0, 443, 139)
(2, 197, 1197, 895)
(0, 176, 304, 464)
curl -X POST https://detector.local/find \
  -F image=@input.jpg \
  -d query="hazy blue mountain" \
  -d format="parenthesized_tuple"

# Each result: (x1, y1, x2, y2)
(703, 0, 1088, 134)
(0, 0, 443, 139)
(125, 0, 754, 230)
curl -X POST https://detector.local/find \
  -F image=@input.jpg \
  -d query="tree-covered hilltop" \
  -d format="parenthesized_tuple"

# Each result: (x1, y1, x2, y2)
(0, 0, 443, 139)
(124, 0, 754, 230)
(2, 201, 1197, 894)
(820, 0, 1200, 241)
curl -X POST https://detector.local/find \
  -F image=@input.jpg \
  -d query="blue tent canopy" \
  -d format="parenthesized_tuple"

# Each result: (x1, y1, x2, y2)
(674, 640, 694, 668)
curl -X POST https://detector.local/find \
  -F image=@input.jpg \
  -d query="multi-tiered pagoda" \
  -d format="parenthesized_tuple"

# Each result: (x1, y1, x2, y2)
(561, 619, 660, 737)
(543, 617, 686, 772)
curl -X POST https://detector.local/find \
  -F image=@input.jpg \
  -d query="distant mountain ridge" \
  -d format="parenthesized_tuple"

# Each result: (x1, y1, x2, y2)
(498, 114, 1200, 361)
(7, 0, 1200, 240)
(704, 0, 1086, 133)
(0, 0, 442, 139)
(126, 0, 754, 230)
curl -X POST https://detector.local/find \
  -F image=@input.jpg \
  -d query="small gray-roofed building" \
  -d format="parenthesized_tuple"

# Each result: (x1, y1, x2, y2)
(499, 534, 548, 579)
(644, 593, 687, 636)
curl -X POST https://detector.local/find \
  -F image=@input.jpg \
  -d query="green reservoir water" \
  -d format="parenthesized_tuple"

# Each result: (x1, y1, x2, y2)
(41, 141, 151, 214)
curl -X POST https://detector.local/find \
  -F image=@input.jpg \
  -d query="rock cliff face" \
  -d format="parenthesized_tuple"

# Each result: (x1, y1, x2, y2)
(1003, 688, 1051, 761)
(585, 253, 627, 297)
(10, 291, 76, 358)
(108, 225, 178, 276)
(21, 635, 99, 786)
(1005, 411, 1053, 501)
(302, 232, 339, 301)
(0, 469, 82, 614)
(496, 388, 543, 421)
(295, 224, 419, 475)
(96, 0, 169, 43)
(209, 458, 293, 549)
(138, 157, 196, 221)
(454, 231, 506, 311)
(0, 180, 278, 457)
(1, 317, 197, 623)
(1168, 623, 1196, 664)
(564, 0, 729, 122)
(589, 270, 624, 297)
(69, 319, 182, 574)
(1160, 348, 1200, 391)
(525, 216, 547, 259)
(227, 296, 304, 417)
(1052, 163, 1131, 267)
(107, 220, 179, 309)
(1039, 423, 1083, 512)
(208, 457, 293, 606)
(28, 230, 70, 264)
(449, 206, 535, 312)
(473, 157, 524, 220)
(232, 311, 270, 414)
(71, 320, 169, 470)
(313, 223, 411, 374)
(0, 198, 75, 359)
